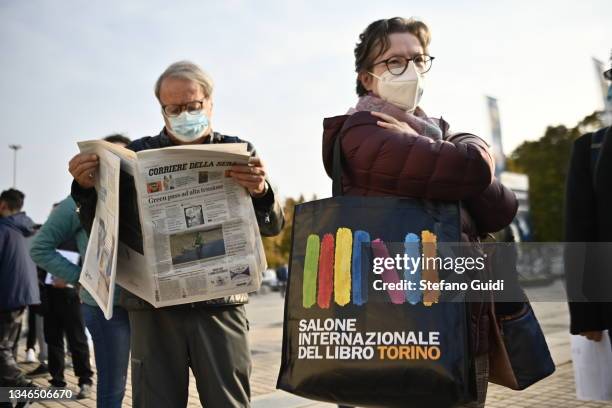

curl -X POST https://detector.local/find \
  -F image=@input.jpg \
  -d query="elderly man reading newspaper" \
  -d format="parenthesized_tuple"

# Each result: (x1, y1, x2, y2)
(68, 61, 284, 408)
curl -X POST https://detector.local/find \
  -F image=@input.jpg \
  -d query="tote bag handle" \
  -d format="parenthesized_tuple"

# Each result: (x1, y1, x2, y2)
(332, 134, 344, 197)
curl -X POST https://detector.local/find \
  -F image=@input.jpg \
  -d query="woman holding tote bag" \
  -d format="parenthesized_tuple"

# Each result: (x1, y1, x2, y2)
(322, 17, 518, 407)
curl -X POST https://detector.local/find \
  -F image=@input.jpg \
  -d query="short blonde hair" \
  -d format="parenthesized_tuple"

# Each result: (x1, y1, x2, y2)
(154, 60, 214, 100)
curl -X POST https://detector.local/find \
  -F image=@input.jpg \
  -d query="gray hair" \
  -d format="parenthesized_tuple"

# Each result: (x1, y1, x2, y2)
(154, 60, 214, 100)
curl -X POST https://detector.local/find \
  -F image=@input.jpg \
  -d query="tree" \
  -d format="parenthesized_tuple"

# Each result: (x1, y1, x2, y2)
(262, 194, 310, 268)
(507, 111, 602, 241)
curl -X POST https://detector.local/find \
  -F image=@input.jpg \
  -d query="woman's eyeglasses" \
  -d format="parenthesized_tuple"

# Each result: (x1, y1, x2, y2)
(372, 54, 435, 75)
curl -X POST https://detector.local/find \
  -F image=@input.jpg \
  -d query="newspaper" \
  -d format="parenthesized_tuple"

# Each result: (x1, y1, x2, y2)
(77, 143, 120, 319)
(571, 332, 612, 401)
(77, 140, 266, 318)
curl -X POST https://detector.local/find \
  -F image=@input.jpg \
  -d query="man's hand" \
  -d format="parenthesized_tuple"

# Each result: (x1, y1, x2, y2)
(579, 331, 603, 342)
(371, 111, 418, 135)
(227, 157, 267, 197)
(69, 153, 99, 189)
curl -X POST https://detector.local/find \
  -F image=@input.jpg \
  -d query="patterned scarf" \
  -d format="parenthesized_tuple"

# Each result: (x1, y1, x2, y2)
(348, 94, 443, 141)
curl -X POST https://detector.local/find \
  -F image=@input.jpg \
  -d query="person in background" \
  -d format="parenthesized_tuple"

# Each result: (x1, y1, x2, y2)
(275, 263, 288, 297)
(29, 202, 93, 399)
(0, 189, 39, 390)
(22, 222, 50, 376)
(23, 273, 50, 380)
(23, 267, 48, 367)
(20, 229, 51, 381)
(322, 18, 517, 408)
(30, 134, 131, 407)
(68, 61, 284, 408)
(565, 56, 612, 346)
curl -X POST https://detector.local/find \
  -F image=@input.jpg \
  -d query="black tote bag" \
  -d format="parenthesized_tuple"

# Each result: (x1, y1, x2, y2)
(277, 136, 476, 407)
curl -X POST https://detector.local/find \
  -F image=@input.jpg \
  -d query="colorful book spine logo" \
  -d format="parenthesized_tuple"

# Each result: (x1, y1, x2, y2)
(302, 229, 438, 308)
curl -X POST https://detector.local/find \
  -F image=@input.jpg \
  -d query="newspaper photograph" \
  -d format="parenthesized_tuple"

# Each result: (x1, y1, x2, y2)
(77, 142, 121, 319)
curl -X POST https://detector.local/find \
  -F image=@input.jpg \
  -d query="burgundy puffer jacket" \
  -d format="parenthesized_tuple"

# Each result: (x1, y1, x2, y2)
(322, 111, 518, 355)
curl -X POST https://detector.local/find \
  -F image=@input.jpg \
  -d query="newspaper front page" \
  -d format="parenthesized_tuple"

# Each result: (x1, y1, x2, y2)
(77, 142, 121, 319)
(134, 144, 265, 307)
(77, 141, 266, 316)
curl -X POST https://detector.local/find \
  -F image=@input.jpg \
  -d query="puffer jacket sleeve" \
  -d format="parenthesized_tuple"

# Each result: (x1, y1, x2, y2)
(329, 111, 494, 200)
(462, 179, 518, 234)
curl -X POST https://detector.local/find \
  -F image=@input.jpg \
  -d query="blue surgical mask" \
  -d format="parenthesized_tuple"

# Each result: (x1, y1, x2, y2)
(167, 110, 209, 142)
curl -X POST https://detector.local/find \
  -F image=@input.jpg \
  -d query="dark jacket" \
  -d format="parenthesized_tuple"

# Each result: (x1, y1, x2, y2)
(565, 126, 612, 334)
(322, 112, 517, 239)
(322, 111, 518, 355)
(0, 212, 40, 310)
(72, 129, 285, 309)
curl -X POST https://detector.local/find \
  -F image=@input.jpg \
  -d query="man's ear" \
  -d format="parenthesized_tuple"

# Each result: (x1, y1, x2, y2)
(204, 98, 213, 116)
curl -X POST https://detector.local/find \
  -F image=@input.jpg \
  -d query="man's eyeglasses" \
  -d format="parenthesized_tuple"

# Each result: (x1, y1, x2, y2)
(162, 100, 205, 117)
(372, 54, 435, 75)
(604, 68, 612, 81)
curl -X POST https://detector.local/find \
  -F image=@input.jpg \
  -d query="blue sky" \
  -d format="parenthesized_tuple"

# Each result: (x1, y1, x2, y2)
(1, 0, 610, 222)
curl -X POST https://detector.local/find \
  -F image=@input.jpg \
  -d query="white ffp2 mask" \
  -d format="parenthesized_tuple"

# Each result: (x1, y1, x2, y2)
(369, 62, 424, 112)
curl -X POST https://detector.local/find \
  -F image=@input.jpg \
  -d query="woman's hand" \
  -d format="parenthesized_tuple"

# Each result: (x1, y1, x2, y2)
(227, 157, 268, 197)
(371, 111, 418, 135)
(69, 153, 99, 189)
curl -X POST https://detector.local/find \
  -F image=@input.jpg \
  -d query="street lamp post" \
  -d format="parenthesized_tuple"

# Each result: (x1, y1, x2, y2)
(8, 144, 22, 188)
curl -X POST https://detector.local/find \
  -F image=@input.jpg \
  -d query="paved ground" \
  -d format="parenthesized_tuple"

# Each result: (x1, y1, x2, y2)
(13, 293, 612, 407)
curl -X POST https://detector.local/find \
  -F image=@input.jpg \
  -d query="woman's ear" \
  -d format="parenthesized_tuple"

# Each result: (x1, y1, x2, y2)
(358, 71, 374, 93)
